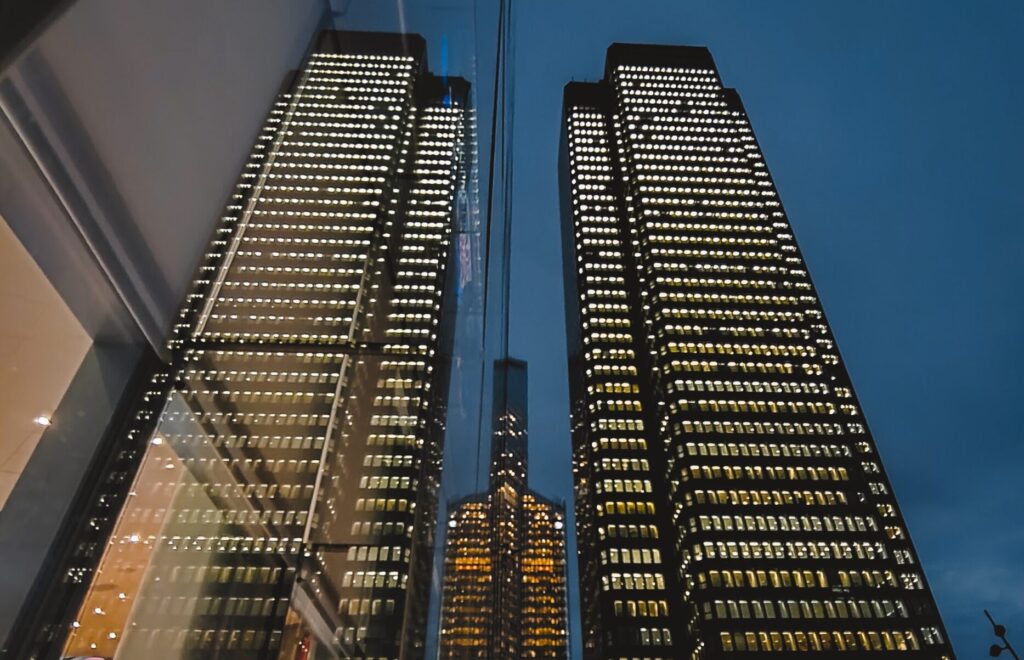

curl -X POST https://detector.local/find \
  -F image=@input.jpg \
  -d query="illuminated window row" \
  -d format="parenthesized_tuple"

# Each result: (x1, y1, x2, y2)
(684, 487, 849, 506)
(599, 524, 660, 540)
(593, 436, 648, 452)
(705, 597, 908, 621)
(602, 572, 667, 591)
(613, 599, 669, 618)
(675, 398, 837, 416)
(657, 292, 810, 308)
(657, 306, 806, 322)
(719, 628, 920, 653)
(692, 513, 877, 534)
(664, 342, 817, 359)
(699, 568, 827, 590)
(355, 498, 411, 512)
(228, 251, 365, 266)
(349, 520, 409, 537)
(138, 564, 288, 586)
(646, 247, 781, 261)
(665, 326, 811, 341)
(338, 598, 398, 617)
(598, 500, 657, 516)
(184, 388, 333, 403)
(344, 568, 407, 589)
(602, 548, 662, 565)
(676, 418, 848, 436)
(670, 378, 827, 396)
(690, 539, 888, 561)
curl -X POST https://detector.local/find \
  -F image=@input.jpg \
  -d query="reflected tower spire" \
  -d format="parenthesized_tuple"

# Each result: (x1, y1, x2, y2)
(440, 359, 569, 659)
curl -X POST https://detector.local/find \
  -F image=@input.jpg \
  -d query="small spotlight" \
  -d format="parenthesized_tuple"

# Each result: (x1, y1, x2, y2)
(34, 415, 52, 427)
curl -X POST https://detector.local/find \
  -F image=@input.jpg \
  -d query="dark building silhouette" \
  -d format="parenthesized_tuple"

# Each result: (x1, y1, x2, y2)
(42, 30, 467, 660)
(440, 360, 569, 658)
(559, 43, 954, 659)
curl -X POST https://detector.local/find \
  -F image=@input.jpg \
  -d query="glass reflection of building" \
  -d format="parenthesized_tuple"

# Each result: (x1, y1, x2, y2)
(56, 30, 467, 659)
(439, 360, 569, 659)
(559, 44, 955, 659)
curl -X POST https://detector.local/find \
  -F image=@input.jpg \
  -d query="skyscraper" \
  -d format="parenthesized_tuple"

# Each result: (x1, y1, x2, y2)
(489, 358, 530, 659)
(560, 44, 954, 659)
(34, 30, 467, 660)
(440, 360, 569, 659)
(520, 491, 572, 658)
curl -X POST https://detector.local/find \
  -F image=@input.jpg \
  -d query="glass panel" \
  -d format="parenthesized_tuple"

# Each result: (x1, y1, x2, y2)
(63, 349, 344, 657)
(8, 0, 546, 657)
(19, 16, 496, 658)
(0, 4, 975, 660)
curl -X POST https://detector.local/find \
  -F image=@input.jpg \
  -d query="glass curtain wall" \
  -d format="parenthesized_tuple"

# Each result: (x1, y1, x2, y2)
(5, 1, 519, 659)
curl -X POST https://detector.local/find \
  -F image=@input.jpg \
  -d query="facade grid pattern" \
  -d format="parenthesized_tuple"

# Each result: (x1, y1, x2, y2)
(560, 43, 954, 660)
(440, 360, 570, 659)
(50, 30, 467, 660)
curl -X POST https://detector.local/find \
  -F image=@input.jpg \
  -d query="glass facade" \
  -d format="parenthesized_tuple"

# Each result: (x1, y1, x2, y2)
(0, 5, 972, 659)
(560, 44, 954, 659)
(440, 360, 569, 659)
(39, 31, 468, 659)
(440, 495, 493, 656)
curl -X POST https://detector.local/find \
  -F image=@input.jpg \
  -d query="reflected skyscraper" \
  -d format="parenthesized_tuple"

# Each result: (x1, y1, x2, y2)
(43, 30, 467, 660)
(439, 360, 569, 659)
(560, 44, 954, 659)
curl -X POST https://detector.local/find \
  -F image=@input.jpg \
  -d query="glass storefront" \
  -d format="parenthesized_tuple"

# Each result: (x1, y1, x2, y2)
(1, 2, 525, 658)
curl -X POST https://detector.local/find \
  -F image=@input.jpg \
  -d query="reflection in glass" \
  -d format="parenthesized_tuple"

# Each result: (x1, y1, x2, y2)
(439, 360, 569, 658)
(59, 31, 468, 659)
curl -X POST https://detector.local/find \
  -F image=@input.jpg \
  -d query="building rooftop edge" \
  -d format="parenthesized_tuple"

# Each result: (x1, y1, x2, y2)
(314, 30, 427, 60)
(563, 81, 611, 113)
(606, 42, 716, 70)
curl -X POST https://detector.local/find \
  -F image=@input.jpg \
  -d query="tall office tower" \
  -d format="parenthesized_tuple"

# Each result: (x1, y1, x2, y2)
(439, 360, 569, 659)
(489, 358, 530, 658)
(520, 492, 571, 658)
(560, 44, 954, 659)
(48, 31, 467, 660)
(440, 494, 494, 656)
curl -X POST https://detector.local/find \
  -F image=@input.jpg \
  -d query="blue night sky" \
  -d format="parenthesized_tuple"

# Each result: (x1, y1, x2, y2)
(500, 1, 1024, 657)
(339, 0, 1023, 656)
